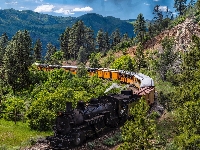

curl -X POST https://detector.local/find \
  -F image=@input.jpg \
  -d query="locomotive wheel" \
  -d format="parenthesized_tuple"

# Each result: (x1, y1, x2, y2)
(73, 132, 85, 146)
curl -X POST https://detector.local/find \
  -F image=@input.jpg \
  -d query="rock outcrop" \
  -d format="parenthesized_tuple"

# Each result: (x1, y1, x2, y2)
(144, 18, 200, 52)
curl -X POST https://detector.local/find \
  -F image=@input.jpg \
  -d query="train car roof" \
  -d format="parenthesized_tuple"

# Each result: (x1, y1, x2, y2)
(134, 73, 154, 87)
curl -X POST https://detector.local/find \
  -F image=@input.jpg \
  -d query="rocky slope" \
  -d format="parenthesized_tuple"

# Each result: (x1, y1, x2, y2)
(127, 17, 200, 56)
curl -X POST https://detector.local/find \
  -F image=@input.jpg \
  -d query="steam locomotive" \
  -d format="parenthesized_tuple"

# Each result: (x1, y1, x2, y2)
(47, 90, 141, 149)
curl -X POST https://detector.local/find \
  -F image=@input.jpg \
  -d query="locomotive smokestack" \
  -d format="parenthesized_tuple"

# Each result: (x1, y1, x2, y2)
(66, 102, 72, 112)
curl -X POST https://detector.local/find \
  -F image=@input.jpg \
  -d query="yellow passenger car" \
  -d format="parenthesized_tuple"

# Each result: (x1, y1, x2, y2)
(97, 68, 104, 78)
(111, 71, 119, 80)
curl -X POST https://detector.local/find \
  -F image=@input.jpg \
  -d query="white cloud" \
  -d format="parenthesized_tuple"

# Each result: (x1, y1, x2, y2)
(54, 8, 75, 15)
(34, 4, 55, 13)
(159, 6, 168, 12)
(144, 3, 150, 6)
(5, 1, 18, 5)
(72, 6, 93, 12)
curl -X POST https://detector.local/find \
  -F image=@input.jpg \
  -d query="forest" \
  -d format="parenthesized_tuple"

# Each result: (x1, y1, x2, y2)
(0, 9, 134, 56)
(0, 0, 200, 149)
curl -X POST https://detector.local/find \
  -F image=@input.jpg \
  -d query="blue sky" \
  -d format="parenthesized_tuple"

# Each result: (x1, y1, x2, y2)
(1, 0, 182, 20)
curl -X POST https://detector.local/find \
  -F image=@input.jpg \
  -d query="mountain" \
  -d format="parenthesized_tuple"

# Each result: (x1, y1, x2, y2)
(0, 9, 135, 55)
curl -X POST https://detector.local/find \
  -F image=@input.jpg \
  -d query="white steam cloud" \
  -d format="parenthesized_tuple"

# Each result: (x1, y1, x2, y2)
(104, 83, 129, 93)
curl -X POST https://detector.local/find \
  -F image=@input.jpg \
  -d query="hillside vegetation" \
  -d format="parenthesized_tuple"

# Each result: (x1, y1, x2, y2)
(0, 9, 134, 55)
(0, 0, 200, 149)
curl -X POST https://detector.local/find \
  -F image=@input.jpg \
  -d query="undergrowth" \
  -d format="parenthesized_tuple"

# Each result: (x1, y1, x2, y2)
(0, 119, 52, 149)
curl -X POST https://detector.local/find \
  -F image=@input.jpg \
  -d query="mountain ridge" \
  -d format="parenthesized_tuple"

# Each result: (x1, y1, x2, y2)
(0, 9, 135, 55)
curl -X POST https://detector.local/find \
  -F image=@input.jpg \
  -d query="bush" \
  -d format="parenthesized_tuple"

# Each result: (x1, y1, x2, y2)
(3, 96, 25, 121)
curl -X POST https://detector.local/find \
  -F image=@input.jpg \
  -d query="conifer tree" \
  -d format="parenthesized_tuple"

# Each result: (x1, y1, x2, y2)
(134, 13, 146, 44)
(77, 46, 87, 64)
(84, 27, 95, 55)
(2, 30, 32, 92)
(45, 43, 57, 64)
(111, 28, 121, 47)
(60, 27, 70, 60)
(135, 42, 145, 71)
(158, 37, 176, 81)
(33, 39, 42, 62)
(174, 0, 187, 15)
(121, 33, 129, 42)
(103, 32, 110, 53)
(96, 29, 104, 52)
(0, 33, 8, 66)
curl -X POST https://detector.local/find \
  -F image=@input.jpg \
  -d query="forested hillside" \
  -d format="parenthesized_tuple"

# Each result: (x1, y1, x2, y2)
(0, 0, 200, 149)
(0, 9, 134, 55)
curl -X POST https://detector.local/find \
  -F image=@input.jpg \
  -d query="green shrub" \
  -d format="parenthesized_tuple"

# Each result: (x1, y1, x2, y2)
(3, 97, 25, 121)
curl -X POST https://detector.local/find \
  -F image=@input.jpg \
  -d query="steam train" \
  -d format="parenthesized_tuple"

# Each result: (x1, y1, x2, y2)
(35, 63, 156, 149)
(47, 90, 142, 149)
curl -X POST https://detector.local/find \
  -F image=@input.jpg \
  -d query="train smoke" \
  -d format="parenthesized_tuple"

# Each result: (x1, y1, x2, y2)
(104, 83, 129, 93)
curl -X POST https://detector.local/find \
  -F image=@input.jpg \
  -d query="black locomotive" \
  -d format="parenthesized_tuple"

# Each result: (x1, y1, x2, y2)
(47, 90, 141, 149)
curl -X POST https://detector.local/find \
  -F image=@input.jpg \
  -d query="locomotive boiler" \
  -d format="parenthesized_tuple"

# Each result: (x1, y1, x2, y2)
(47, 90, 141, 149)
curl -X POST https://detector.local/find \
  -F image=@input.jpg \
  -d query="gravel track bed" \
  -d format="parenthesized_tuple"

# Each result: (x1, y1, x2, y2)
(24, 127, 121, 150)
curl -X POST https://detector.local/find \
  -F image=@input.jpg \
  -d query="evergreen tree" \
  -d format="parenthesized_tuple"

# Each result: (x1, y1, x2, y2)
(111, 28, 121, 47)
(68, 20, 95, 60)
(77, 46, 87, 64)
(60, 27, 70, 60)
(45, 43, 57, 64)
(148, 22, 154, 38)
(103, 32, 110, 53)
(76, 63, 88, 78)
(158, 37, 176, 81)
(122, 33, 129, 42)
(89, 53, 101, 68)
(153, 5, 164, 33)
(84, 27, 95, 55)
(174, 0, 187, 15)
(0, 33, 8, 66)
(135, 42, 145, 71)
(2, 30, 32, 92)
(96, 29, 104, 52)
(134, 13, 146, 44)
(33, 39, 42, 62)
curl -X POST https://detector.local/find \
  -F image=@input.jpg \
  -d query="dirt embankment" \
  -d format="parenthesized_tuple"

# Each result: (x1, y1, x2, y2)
(127, 18, 200, 56)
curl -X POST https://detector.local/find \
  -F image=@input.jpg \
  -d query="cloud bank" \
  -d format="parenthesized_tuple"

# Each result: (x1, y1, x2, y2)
(34, 4, 93, 15)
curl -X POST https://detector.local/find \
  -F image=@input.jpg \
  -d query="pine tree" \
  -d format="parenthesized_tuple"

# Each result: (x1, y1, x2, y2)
(2, 30, 32, 92)
(77, 46, 87, 64)
(135, 42, 145, 71)
(174, 0, 187, 15)
(111, 28, 121, 47)
(60, 27, 70, 60)
(33, 39, 42, 62)
(0, 33, 8, 66)
(84, 27, 95, 55)
(148, 22, 154, 38)
(103, 32, 110, 53)
(134, 13, 146, 44)
(158, 37, 176, 81)
(121, 33, 129, 42)
(68, 20, 87, 60)
(96, 29, 104, 52)
(45, 43, 57, 64)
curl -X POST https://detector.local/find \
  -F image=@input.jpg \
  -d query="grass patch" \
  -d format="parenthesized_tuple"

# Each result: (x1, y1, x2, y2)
(0, 119, 52, 149)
